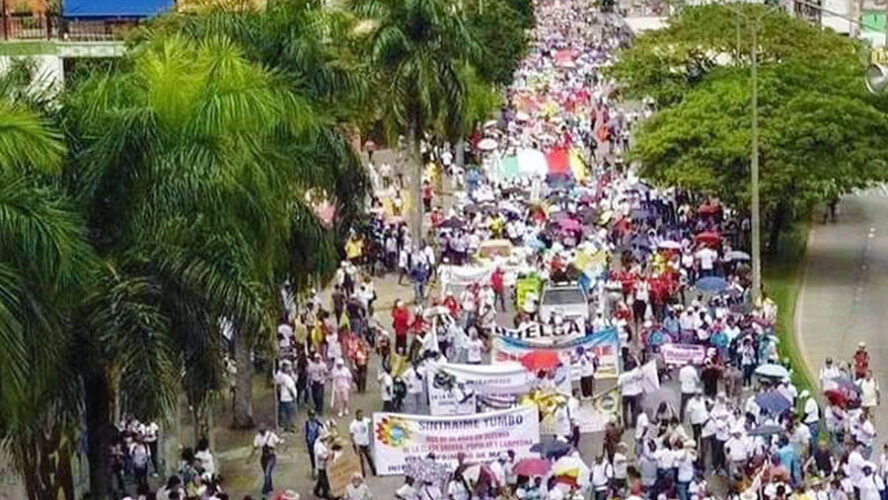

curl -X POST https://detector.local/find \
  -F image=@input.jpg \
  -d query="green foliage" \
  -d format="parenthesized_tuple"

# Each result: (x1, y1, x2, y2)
(618, 4, 888, 238)
(465, 0, 530, 86)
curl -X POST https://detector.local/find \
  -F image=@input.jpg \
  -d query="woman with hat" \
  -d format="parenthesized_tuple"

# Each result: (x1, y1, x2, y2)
(345, 473, 371, 500)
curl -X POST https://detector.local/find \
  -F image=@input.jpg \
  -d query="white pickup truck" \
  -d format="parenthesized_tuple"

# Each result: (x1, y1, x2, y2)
(538, 284, 589, 324)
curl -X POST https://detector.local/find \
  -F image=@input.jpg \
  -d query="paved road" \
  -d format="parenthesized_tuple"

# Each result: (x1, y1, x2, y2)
(797, 190, 888, 448)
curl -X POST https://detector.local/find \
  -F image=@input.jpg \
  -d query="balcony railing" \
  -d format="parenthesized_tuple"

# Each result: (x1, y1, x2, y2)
(0, 13, 144, 41)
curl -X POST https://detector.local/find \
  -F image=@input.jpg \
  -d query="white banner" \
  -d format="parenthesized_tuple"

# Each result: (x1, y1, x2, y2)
(372, 406, 540, 476)
(427, 362, 532, 416)
(491, 328, 621, 379)
(661, 344, 707, 366)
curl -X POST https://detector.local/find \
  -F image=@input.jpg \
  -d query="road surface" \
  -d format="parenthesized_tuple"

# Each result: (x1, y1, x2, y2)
(797, 189, 888, 448)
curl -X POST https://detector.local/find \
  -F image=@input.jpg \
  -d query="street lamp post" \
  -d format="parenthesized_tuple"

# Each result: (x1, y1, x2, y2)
(750, 21, 762, 305)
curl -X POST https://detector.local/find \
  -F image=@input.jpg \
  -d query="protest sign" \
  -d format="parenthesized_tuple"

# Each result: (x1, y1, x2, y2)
(495, 320, 585, 342)
(427, 362, 532, 416)
(661, 344, 707, 366)
(491, 328, 621, 379)
(372, 406, 540, 476)
(539, 388, 621, 434)
(328, 450, 363, 497)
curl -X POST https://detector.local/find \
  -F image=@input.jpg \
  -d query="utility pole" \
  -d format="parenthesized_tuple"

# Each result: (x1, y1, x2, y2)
(750, 20, 762, 305)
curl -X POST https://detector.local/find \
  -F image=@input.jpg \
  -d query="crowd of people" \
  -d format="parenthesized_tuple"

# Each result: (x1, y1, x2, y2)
(112, 0, 884, 499)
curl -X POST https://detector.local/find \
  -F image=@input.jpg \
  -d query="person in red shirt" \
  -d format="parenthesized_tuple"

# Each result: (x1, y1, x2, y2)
(443, 291, 461, 318)
(391, 300, 411, 355)
(854, 342, 870, 380)
(491, 267, 506, 312)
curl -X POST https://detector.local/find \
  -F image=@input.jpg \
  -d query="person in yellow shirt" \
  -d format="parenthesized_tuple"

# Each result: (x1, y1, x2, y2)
(345, 235, 364, 263)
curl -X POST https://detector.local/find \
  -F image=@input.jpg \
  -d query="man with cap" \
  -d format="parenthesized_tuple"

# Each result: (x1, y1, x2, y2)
(345, 473, 370, 500)
(313, 431, 332, 499)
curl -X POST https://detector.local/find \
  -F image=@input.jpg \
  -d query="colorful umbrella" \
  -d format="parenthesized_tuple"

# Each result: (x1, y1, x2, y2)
(478, 138, 498, 151)
(755, 363, 790, 379)
(520, 351, 562, 371)
(517, 149, 548, 178)
(695, 276, 727, 292)
(658, 240, 682, 250)
(558, 218, 581, 232)
(754, 390, 792, 415)
(514, 458, 551, 477)
(500, 155, 520, 179)
(694, 231, 722, 246)
(546, 148, 571, 176)
(725, 250, 751, 261)
(569, 149, 587, 181)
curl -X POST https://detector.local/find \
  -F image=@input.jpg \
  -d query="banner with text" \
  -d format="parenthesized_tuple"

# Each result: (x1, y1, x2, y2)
(427, 362, 532, 416)
(372, 406, 540, 476)
(491, 328, 621, 379)
(661, 344, 707, 366)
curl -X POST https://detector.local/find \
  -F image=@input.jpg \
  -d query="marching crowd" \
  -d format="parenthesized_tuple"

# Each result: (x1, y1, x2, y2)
(112, 0, 885, 499)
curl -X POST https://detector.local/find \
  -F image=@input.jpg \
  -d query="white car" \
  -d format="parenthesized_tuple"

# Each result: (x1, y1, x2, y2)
(538, 284, 589, 324)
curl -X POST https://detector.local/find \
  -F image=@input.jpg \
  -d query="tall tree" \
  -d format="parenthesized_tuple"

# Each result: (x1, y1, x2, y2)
(0, 80, 94, 500)
(62, 34, 335, 497)
(613, 4, 888, 249)
(353, 0, 478, 241)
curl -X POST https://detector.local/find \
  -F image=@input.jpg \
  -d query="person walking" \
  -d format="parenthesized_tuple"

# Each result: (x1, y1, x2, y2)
(308, 353, 328, 415)
(304, 410, 325, 478)
(273, 360, 298, 432)
(678, 362, 699, 421)
(349, 409, 377, 476)
(313, 432, 332, 499)
(618, 366, 642, 427)
(251, 424, 280, 498)
(331, 358, 354, 418)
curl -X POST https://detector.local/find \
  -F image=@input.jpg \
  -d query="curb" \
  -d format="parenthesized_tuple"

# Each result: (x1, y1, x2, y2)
(793, 224, 818, 390)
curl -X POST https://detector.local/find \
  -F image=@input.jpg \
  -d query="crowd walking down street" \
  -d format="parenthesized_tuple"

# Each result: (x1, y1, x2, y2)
(101, 2, 886, 500)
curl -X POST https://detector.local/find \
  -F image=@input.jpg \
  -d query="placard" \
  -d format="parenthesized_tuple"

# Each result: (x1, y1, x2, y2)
(372, 406, 540, 476)
(661, 344, 707, 366)
(427, 362, 532, 416)
(491, 328, 621, 379)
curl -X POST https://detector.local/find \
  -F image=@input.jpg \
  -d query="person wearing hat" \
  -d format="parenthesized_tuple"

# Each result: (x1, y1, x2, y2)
(349, 410, 376, 476)
(345, 473, 371, 500)
(800, 389, 820, 448)
(331, 358, 354, 418)
(304, 409, 326, 478)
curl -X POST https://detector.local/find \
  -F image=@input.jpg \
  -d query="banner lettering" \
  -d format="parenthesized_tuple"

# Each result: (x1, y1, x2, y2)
(491, 328, 621, 379)
(661, 344, 707, 366)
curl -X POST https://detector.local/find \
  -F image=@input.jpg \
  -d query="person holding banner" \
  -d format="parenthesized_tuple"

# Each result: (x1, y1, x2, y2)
(577, 347, 598, 399)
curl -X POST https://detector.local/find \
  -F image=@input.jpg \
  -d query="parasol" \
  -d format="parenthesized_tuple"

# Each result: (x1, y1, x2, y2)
(478, 138, 498, 151)
(520, 351, 562, 371)
(754, 390, 792, 415)
(552, 455, 590, 487)
(657, 240, 682, 250)
(725, 250, 751, 261)
(558, 218, 582, 232)
(514, 458, 551, 477)
(749, 424, 785, 436)
(694, 231, 721, 246)
(755, 363, 790, 379)
(530, 440, 572, 458)
(695, 276, 727, 292)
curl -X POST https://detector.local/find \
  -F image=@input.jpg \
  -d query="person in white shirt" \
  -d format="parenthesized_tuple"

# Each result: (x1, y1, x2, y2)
(138, 421, 160, 475)
(402, 364, 425, 414)
(854, 413, 877, 458)
(346, 473, 372, 500)
(313, 433, 332, 499)
(674, 440, 696, 500)
(694, 247, 717, 277)
(685, 391, 708, 444)
(447, 475, 470, 500)
(858, 370, 880, 412)
(577, 347, 598, 399)
(724, 428, 749, 478)
(590, 455, 613, 500)
(820, 357, 841, 391)
(613, 443, 629, 492)
(618, 367, 642, 427)
(251, 425, 281, 497)
(380, 367, 395, 412)
(635, 410, 650, 454)
(274, 361, 298, 432)
(396, 476, 420, 500)
(466, 330, 484, 365)
(679, 363, 700, 421)
(800, 389, 820, 448)
(349, 410, 376, 476)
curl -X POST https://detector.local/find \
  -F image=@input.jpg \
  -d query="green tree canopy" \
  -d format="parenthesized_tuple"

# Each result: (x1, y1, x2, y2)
(614, 4, 888, 248)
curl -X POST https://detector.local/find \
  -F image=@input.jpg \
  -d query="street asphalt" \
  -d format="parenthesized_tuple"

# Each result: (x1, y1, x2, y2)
(797, 189, 888, 451)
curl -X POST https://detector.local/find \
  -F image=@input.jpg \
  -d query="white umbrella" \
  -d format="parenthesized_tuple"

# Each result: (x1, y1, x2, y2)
(516, 111, 530, 122)
(478, 138, 498, 151)
(657, 240, 681, 250)
(725, 250, 751, 261)
(483, 119, 498, 129)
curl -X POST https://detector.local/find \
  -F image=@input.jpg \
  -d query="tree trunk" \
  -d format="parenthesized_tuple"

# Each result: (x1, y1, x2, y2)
(766, 203, 787, 255)
(15, 424, 75, 500)
(85, 371, 112, 500)
(407, 117, 424, 244)
(231, 328, 254, 429)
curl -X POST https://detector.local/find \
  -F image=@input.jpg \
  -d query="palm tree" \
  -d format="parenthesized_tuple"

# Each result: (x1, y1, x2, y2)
(62, 34, 334, 497)
(138, 0, 372, 426)
(353, 0, 478, 241)
(0, 86, 95, 500)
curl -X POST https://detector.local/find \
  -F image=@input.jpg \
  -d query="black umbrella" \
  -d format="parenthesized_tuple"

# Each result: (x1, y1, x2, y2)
(530, 440, 572, 458)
